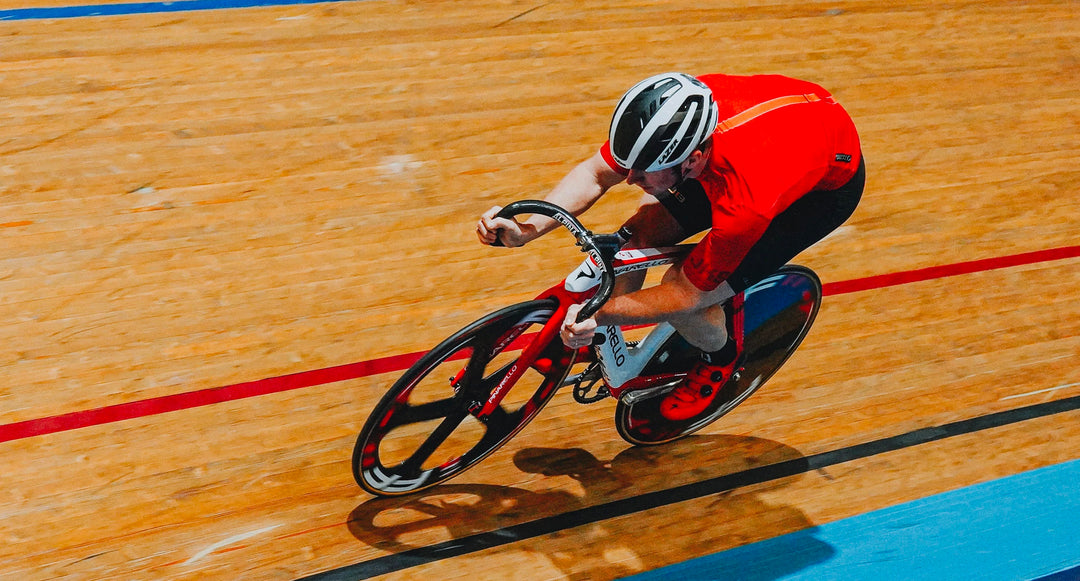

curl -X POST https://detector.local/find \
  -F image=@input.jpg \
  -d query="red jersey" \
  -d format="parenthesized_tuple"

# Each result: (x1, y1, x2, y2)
(600, 74, 862, 291)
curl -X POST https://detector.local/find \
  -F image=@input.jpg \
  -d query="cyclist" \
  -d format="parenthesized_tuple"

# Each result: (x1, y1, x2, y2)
(477, 72, 864, 421)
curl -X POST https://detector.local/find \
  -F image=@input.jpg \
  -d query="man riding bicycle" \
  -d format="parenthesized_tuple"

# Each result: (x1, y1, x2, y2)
(478, 72, 864, 421)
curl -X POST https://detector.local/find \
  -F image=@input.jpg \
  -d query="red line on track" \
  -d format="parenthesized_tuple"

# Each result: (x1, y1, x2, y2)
(821, 245, 1080, 296)
(3, 245, 1077, 444)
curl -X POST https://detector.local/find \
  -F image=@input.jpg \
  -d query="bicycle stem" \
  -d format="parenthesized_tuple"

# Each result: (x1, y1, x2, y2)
(495, 200, 621, 322)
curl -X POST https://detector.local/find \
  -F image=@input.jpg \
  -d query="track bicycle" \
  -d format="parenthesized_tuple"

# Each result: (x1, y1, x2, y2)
(353, 200, 821, 496)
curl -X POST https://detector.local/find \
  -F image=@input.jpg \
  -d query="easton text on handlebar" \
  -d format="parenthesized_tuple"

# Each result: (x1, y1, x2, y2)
(494, 200, 622, 323)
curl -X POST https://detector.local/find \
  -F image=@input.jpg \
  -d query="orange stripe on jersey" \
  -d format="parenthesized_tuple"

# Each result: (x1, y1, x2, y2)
(715, 93, 832, 133)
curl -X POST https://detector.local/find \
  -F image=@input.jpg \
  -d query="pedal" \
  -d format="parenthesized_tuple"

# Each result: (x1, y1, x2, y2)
(572, 363, 609, 404)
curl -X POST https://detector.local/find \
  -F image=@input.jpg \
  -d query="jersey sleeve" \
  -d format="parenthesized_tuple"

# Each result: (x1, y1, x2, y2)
(682, 210, 770, 292)
(599, 141, 630, 175)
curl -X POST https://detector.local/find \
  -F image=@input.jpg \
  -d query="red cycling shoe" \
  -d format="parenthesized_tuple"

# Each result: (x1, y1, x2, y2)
(659, 294, 744, 421)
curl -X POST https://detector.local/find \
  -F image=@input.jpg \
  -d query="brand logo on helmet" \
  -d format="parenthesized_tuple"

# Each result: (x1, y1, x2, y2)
(657, 139, 679, 167)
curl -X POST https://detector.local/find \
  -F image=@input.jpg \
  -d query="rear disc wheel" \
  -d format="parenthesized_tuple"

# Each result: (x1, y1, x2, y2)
(615, 266, 822, 445)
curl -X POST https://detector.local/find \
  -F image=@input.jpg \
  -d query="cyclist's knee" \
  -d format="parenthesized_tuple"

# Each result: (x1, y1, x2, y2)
(621, 204, 684, 249)
(613, 270, 646, 296)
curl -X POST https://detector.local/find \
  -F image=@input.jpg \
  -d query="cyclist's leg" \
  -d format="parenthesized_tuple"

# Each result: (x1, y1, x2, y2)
(726, 157, 865, 294)
(657, 266, 743, 421)
(628, 178, 726, 351)
(660, 265, 736, 350)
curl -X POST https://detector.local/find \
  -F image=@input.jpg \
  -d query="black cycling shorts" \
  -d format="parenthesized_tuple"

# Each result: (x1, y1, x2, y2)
(656, 157, 865, 294)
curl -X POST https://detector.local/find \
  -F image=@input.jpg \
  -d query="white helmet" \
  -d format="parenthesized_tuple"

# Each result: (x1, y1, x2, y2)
(608, 73, 719, 172)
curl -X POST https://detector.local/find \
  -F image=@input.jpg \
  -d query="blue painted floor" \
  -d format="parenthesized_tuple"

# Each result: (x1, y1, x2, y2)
(623, 458, 1080, 581)
(0, 0, 355, 20)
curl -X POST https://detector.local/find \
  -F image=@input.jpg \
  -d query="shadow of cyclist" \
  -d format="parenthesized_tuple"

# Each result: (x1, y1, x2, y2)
(346, 434, 833, 580)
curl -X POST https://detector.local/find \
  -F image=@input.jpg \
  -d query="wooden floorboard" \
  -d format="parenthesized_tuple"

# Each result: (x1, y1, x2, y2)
(0, 0, 1077, 578)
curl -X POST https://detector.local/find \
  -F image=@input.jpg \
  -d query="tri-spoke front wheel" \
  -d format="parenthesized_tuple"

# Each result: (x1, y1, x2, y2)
(353, 299, 573, 496)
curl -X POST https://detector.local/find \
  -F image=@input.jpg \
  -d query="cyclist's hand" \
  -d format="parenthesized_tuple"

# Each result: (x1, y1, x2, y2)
(561, 303, 597, 349)
(477, 206, 532, 247)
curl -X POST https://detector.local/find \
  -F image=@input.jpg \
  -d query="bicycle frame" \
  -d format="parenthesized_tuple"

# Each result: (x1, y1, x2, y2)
(552, 245, 693, 399)
(355, 197, 826, 495)
(472, 243, 694, 419)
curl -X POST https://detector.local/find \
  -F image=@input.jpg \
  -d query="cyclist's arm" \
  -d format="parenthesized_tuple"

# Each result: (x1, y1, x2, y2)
(478, 151, 625, 247)
(593, 265, 726, 326)
(561, 265, 733, 349)
(526, 151, 627, 238)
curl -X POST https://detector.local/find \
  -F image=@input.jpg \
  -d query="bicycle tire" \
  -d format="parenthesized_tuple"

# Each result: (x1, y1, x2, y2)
(353, 299, 572, 496)
(614, 265, 822, 445)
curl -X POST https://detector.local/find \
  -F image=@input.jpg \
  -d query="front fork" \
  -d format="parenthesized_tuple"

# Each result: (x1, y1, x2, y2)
(465, 299, 578, 421)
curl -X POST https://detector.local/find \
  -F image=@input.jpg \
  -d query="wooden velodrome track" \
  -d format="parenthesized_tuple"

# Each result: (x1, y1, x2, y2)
(2, 0, 1078, 578)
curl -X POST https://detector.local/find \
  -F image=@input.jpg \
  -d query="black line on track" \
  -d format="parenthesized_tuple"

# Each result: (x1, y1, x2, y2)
(300, 393, 1080, 580)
